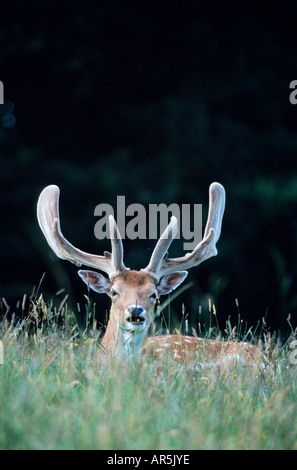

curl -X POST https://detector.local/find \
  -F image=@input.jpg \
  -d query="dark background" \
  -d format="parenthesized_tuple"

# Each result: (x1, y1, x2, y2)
(1, 0, 297, 338)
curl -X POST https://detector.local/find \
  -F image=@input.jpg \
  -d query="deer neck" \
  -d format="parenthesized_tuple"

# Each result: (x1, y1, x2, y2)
(100, 306, 148, 364)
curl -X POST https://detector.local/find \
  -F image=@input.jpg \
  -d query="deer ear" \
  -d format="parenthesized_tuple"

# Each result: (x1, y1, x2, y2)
(157, 271, 188, 296)
(78, 270, 111, 295)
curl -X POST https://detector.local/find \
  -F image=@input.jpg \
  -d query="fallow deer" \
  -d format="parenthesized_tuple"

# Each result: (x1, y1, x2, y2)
(37, 183, 266, 370)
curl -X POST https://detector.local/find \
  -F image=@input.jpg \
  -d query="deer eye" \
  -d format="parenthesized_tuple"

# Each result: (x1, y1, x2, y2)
(110, 289, 119, 298)
(149, 292, 158, 302)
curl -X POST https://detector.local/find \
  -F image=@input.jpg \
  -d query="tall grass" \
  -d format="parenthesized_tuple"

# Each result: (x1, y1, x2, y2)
(0, 295, 297, 450)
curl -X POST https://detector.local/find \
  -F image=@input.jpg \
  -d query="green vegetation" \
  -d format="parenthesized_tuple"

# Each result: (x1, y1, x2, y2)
(0, 295, 297, 450)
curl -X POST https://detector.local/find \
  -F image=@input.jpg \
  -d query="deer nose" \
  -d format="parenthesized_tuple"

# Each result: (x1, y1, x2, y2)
(126, 305, 146, 323)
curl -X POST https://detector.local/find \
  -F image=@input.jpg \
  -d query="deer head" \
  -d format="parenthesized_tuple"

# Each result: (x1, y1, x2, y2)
(37, 183, 225, 362)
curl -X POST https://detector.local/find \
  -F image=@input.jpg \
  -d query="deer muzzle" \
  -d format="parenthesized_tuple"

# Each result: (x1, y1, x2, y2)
(124, 305, 146, 330)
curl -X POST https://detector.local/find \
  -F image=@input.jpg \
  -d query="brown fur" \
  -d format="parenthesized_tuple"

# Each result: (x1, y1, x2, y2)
(111, 270, 157, 288)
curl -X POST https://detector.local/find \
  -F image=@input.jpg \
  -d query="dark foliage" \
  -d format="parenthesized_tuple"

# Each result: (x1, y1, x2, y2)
(1, 1, 297, 335)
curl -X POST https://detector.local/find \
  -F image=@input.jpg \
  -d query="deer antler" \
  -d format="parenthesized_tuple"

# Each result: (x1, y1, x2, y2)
(142, 182, 225, 279)
(37, 185, 127, 278)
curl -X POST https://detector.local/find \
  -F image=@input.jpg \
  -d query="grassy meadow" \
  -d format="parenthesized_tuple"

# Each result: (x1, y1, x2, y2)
(0, 293, 297, 450)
